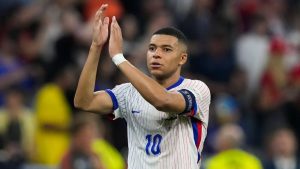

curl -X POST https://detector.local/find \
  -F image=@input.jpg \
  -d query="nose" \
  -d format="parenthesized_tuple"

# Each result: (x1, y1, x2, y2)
(153, 49, 162, 59)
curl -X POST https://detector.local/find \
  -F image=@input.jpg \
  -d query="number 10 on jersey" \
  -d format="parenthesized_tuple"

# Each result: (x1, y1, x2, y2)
(145, 134, 162, 155)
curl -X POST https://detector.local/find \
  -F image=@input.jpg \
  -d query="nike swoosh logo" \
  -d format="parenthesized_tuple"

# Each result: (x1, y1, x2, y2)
(131, 110, 141, 114)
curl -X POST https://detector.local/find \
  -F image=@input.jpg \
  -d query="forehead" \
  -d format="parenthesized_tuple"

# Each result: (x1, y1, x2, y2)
(150, 34, 179, 46)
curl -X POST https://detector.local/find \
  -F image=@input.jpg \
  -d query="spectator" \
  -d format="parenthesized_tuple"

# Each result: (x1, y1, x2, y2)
(60, 113, 105, 169)
(259, 37, 287, 112)
(0, 88, 35, 168)
(283, 65, 300, 143)
(236, 14, 270, 97)
(33, 67, 73, 165)
(253, 37, 288, 146)
(0, 34, 32, 106)
(60, 113, 125, 169)
(205, 124, 263, 169)
(263, 128, 300, 169)
(189, 27, 236, 94)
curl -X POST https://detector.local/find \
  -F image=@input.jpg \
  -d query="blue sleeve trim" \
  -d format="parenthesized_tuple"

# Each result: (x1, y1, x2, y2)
(193, 101, 198, 116)
(178, 89, 196, 114)
(105, 89, 119, 110)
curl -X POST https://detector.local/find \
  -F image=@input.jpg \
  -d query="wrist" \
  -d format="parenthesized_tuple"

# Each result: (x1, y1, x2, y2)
(112, 53, 127, 66)
(91, 42, 103, 49)
(90, 42, 103, 53)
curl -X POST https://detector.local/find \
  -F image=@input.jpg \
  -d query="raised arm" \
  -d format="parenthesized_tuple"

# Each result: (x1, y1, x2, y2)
(108, 17, 187, 115)
(74, 4, 112, 114)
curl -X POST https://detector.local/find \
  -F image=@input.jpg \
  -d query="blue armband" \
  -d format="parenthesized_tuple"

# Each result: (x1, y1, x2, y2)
(178, 89, 196, 114)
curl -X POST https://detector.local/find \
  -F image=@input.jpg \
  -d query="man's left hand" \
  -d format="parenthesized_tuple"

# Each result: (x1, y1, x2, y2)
(109, 16, 123, 57)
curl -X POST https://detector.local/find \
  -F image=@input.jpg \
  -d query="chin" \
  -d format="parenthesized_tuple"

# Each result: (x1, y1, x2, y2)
(150, 70, 162, 76)
(150, 70, 168, 80)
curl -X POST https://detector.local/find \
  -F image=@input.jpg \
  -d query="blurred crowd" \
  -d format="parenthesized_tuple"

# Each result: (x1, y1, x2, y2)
(0, 0, 300, 169)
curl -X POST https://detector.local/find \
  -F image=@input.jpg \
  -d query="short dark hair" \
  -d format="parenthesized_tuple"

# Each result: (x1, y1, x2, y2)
(152, 27, 188, 47)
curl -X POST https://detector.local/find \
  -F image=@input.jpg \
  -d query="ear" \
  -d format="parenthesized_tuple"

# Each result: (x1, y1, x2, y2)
(179, 52, 187, 66)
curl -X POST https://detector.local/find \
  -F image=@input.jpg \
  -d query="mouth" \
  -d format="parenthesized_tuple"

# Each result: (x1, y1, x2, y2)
(150, 62, 162, 69)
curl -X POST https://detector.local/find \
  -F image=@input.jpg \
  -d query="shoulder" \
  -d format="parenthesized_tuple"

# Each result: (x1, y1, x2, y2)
(182, 79, 210, 92)
(181, 79, 211, 103)
(111, 83, 140, 97)
(114, 82, 132, 88)
(113, 83, 134, 91)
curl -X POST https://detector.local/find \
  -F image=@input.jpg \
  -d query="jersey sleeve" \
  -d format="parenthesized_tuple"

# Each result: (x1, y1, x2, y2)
(105, 83, 131, 119)
(179, 81, 211, 125)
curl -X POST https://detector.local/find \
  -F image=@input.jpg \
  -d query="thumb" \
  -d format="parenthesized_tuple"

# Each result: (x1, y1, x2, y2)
(109, 17, 114, 45)
(112, 16, 117, 28)
(110, 17, 116, 36)
(110, 16, 114, 31)
(113, 16, 120, 28)
(103, 17, 109, 25)
(102, 17, 109, 30)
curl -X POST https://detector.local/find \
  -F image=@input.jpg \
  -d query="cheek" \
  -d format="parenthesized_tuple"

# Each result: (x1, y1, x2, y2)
(168, 55, 181, 67)
(163, 59, 177, 73)
(146, 52, 152, 63)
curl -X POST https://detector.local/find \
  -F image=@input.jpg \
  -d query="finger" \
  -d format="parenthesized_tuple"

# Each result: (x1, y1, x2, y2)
(102, 17, 109, 30)
(99, 4, 108, 12)
(103, 17, 109, 25)
(96, 16, 102, 29)
(113, 16, 122, 38)
(111, 15, 115, 26)
(112, 16, 118, 31)
(97, 4, 108, 16)
(111, 16, 116, 30)
(112, 17, 118, 38)
(95, 4, 108, 21)
(99, 4, 108, 20)
(94, 11, 101, 25)
(94, 11, 100, 24)
(109, 18, 114, 41)
(113, 16, 120, 28)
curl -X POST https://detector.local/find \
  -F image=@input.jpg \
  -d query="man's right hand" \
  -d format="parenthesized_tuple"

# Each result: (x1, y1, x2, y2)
(74, 3, 114, 115)
(92, 4, 109, 47)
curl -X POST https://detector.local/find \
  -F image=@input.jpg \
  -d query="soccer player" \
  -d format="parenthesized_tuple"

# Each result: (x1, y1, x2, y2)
(74, 4, 211, 169)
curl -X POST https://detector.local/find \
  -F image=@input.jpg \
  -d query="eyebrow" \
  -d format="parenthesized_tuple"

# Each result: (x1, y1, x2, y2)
(149, 43, 174, 48)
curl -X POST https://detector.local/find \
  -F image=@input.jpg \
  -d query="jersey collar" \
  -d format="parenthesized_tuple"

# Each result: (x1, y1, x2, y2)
(166, 76, 184, 90)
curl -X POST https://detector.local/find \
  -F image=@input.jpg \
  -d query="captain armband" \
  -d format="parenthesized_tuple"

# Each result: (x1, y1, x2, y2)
(178, 89, 196, 114)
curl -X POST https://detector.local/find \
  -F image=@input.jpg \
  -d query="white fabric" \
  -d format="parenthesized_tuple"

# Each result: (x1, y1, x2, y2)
(274, 157, 297, 169)
(110, 78, 210, 169)
(112, 53, 127, 66)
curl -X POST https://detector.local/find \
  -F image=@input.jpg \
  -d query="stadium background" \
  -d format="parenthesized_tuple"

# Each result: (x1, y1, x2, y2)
(0, 0, 299, 169)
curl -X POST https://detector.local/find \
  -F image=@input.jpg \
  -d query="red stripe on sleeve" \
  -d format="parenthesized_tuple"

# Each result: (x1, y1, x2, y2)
(196, 120, 202, 148)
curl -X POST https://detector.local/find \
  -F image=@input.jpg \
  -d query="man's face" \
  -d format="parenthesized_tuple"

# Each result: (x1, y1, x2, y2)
(147, 34, 187, 79)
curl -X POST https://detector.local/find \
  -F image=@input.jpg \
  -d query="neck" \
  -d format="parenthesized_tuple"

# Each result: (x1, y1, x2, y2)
(153, 71, 181, 89)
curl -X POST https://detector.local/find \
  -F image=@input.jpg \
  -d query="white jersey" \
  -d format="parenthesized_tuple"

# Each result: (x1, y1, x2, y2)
(105, 77, 210, 169)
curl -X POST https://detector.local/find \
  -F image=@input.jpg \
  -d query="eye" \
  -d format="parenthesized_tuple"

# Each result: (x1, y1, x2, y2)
(163, 48, 172, 52)
(149, 46, 156, 52)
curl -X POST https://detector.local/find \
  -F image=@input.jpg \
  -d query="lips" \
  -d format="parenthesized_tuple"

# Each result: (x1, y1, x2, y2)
(150, 62, 162, 68)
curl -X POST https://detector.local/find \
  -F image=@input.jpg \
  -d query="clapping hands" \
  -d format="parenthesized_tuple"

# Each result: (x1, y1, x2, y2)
(92, 4, 123, 57)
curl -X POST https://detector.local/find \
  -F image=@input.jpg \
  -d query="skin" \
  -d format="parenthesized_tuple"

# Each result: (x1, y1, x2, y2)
(74, 4, 188, 115)
(147, 35, 187, 82)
